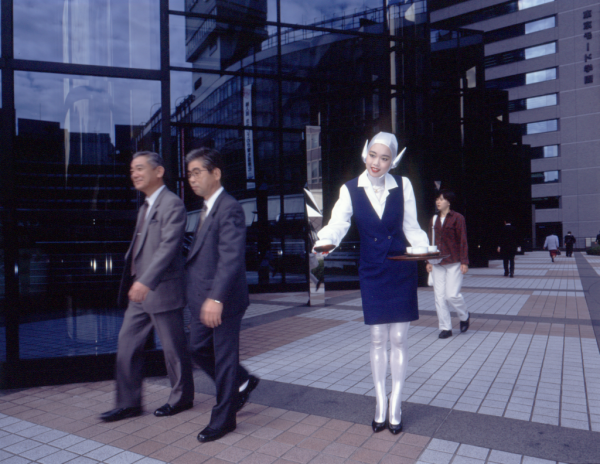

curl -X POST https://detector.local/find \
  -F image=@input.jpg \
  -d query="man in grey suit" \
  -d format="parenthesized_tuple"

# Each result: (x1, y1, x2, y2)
(185, 147, 259, 443)
(101, 151, 194, 422)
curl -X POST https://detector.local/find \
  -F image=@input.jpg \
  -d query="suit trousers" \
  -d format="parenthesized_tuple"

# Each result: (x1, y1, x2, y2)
(189, 312, 249, 430)
(431, 262, 469, 331)
(502, 254, 515, 276)
(116, 302, 194, 409)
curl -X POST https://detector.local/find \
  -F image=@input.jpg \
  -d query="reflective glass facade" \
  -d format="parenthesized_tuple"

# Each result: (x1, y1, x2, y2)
(0, 0, 529, 387)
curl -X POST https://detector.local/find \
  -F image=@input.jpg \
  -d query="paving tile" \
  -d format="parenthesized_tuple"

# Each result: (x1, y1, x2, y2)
(451, 456, 486, 464)
(273, 433, 306, 446)
(20, 444, 61, 460)
(171, 450, 212, 464)
(296, 437, 329, 452)
(238, 452, 278, 464)
(334, 432, 367, 447)
(488, 449, 522, 464)
(38, 450, 79, 464)
(257, 441, 294, 458)
(348, 447, 385, 464)
(215, 446, 253, 463)
(105, 451, 144, 464)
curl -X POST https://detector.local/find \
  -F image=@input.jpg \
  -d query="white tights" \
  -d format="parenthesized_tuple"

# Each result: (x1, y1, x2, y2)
(370, 322, 410, 425)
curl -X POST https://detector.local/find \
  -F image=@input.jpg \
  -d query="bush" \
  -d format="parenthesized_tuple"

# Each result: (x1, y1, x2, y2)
(587, 245, 600, 255)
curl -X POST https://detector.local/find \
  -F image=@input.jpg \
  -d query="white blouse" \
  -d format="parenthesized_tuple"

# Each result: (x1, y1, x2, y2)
(315, 171, 429, 250)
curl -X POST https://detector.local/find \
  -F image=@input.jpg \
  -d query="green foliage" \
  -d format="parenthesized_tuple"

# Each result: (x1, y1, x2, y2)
(587, 244, 600, 255)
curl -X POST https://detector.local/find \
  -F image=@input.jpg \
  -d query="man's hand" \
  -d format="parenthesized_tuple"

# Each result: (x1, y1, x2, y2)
(426, 263, 433, 273)
(129, 282, 150, 303)
(461, 264, 469, 274)
(201, 299, 223, 328)
(497, 247, 501, 253)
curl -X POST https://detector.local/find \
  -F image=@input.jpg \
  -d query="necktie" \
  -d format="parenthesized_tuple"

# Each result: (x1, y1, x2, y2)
(198, 204, 208, 230)
(131, 201, 149, 276)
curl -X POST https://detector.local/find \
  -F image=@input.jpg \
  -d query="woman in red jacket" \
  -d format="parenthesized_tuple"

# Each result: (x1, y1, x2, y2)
(426, 190, 469, 339)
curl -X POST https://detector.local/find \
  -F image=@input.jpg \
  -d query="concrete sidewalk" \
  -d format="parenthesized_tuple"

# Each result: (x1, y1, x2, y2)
(2, 251, 600, 464)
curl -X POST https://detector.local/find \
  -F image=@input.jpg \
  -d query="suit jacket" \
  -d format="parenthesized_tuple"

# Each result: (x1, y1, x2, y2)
(428, 211, 469, 266)
(498, 224, 519, 256)
(118, 187, 186, 312)
(185, 191, 249, 319)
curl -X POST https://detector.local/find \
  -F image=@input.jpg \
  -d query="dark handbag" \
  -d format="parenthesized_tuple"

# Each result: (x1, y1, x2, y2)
(557, 249, 561, 255)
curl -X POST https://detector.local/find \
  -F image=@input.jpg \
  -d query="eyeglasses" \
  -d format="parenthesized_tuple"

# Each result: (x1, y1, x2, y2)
(187, 169, 209, 179)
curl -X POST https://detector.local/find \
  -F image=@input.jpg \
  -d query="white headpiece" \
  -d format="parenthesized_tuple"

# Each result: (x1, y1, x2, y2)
(361, 132, 406, 170)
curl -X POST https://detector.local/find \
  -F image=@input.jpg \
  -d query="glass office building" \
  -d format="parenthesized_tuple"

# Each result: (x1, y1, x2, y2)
(0, 0, 529, 387)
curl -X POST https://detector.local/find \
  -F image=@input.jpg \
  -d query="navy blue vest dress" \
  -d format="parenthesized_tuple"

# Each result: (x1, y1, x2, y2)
(346, 176, 419, 325)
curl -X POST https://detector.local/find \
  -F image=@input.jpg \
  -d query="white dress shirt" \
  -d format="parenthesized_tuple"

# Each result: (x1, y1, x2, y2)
(315, 171, 429, 249)
(204, 186, 225, 215)
(145, 185, 166, 218)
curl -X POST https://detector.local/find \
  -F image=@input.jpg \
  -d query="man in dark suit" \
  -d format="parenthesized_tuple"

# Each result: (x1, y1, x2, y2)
(100, 151, 194, 422)
(185, 147, 259, 443)
(564, 232, 576, 257)
(497, 220, 519, 278)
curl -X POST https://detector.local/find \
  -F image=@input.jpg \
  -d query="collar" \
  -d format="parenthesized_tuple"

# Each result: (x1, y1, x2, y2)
(145, 185, 166, 215)
(204, 186, 224, 215)
(439, 209, 454, 220)
(357, 171, 398, 190)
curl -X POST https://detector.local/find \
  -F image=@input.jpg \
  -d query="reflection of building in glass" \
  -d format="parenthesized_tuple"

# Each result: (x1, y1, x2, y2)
(430, 0, 600, 247)
(162, 1, 531, 288)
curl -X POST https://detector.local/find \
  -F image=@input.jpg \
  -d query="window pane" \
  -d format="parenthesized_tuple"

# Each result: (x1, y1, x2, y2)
(519, 0, 553, 10)
(525, 68, 556, 84)
(526, 93, 557, 109)
(530, 144, 559, 158)
(525, 42, 556, 59)
(532, 196, 560, 209)
(14, 0, 160, 69)
(526, 119, 558, 134)
(525, 16, 555, 34)
(543, 145, 559, 157)
(14, 71, 161, 359)
(532, 170, 560, 183)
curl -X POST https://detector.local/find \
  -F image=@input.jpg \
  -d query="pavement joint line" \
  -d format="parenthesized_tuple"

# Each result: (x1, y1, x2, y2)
(575, 252, 600, 351)
(147, 373, 600, 463)
(244, 304, 594, 328)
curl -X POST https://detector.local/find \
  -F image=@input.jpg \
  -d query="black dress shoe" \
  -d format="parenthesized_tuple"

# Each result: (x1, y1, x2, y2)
(504, 272, 509, 277)
(460, 314, 470, 333)
(372, 418, 387, 433)
(388, 420, 403, 434)
(237, 375, 260, 411)
(100, 407, 142, 422)
(439, 330, 452, 339)
(197, 424, 236, 443)
(154, 401, 193, 417)
(510, 274, 514, 278)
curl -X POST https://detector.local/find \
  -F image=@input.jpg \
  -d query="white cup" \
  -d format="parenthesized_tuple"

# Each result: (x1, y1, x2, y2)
(412, 246, 428, 254)
(427, 246, 438, 253)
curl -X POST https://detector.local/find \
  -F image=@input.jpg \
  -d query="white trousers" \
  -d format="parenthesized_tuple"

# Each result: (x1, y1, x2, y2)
(370, 322, 410, 425)
(431, 262, 468, 331)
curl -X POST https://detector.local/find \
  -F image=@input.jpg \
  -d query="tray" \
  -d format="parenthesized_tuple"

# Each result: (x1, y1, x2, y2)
(387, 253, 449, 261)
(314, 244, 336, 253)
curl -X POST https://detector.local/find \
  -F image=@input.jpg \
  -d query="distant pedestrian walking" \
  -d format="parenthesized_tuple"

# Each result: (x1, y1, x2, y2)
(426, 190, 470, 340)
(543, 233, 560, 262)
(497, 220, 519, 277)
(564, 232, 576, 257)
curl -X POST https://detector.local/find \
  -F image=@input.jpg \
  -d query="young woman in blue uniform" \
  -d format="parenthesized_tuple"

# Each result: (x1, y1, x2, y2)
(314, 132, 429, 434)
